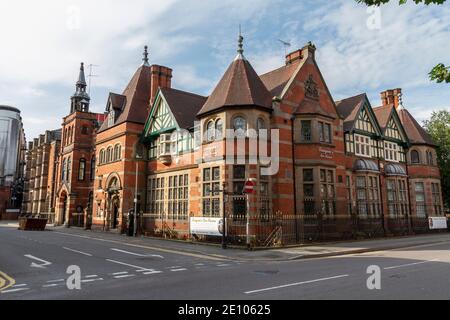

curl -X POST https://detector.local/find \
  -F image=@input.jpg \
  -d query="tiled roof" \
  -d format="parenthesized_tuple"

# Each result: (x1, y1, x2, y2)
(295, 98, 336, 118)
(335, 93, 366, 132)
(198, 57, 272, 116)
(160, 88, 207, 130)
(373, 105, 393, 130)
(260, 60, 300, 97)
(99, 65, 152, 132)
(397, 108, 437, 146)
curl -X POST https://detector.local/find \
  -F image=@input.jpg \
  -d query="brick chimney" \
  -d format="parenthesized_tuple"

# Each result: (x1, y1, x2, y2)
(380, 88, 402, 109)
(286, 49, 303, 65)
(150, 65, 173, 104)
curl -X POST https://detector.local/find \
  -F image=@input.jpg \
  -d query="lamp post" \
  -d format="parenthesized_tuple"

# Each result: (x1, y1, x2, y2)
(221, 182, 227, 249)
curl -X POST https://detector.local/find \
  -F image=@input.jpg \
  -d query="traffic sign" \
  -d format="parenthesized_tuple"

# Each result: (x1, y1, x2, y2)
(243, 179, 256, 194)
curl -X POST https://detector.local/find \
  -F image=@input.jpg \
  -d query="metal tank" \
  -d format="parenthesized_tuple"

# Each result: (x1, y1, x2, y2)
(0, 105, 22, 186)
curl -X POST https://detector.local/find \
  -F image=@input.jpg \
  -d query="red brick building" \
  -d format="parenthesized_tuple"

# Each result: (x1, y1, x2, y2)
(30, 39, 445, 245)
(54, 63, 105, 227)
(92, 47, 173, 233)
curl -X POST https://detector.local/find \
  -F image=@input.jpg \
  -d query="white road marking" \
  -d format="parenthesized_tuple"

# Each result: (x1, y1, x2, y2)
(106, 259, 154, 272)
(111, 272, 129, 276)
(82, 278, 104, 283)
(245, 275, 350, 295)
(195, 263, 205, 266)
(217, 264, 231, 267)
(55, 232, 225, 261)
(384, 259, 440, 270)
(47, 279, 65, 283)
(168, 266, 183, 269)
(170, 268, 188, 272)
(114, 274, 136, 279)
(12, 284, 28, 288)
(85, 275, 99, 279)
(1, 288, 30, 294)
(24, 254, 52, 269)
(143, 271, 163, 275)
(43, 284, 59, 288)
(111, 248, 164, 259)
(63, 247, 93, 257)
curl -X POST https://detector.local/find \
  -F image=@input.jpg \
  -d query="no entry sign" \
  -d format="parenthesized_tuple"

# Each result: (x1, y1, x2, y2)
(243, 179, 256, 194)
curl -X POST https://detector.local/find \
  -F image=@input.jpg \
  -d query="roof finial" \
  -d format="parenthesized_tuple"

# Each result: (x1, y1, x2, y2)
(397, 92, 405, 110)
(237, 25, 244, 55)
(142, 45, 150, 66)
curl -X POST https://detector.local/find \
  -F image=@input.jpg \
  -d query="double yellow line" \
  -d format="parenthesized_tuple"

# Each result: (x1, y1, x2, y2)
(0, 270, 15, 292)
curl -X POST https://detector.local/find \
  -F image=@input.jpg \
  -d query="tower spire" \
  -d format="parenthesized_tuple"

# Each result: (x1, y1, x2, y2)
(77, 62, 87, 87)
(71, 62, 90, 113)
(142, 45, 150, 66)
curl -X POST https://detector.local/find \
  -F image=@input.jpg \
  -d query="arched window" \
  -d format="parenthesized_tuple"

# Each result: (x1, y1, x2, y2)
(99, 150, 105, 165)
(233, 116, 247, 138)
(411, 150, 420, 164)
(427, 150, 434, 166)
(207, 121, 215, 142)
(62, 158, 67, 181)
(64, 128, 68, 146)
(90, 156, 96, 181)
(106, 147, 113, 163)
(114, 144, 121, 161)
(215, 119, 223, 140)
(78, 158, 86, 181)
(67, 157, 72, 181)
(257, 118, 266, 131)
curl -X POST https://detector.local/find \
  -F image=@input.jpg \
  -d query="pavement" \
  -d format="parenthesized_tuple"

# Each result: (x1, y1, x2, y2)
(1, 221, 450, 300)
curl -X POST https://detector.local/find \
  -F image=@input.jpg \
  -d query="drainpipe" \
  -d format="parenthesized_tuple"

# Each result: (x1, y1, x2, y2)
(291, 116, 299, 243)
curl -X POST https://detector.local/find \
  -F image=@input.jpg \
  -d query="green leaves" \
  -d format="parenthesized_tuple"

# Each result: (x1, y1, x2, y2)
(424, 111, 450, 209)
(356, 0, 446, 5)
(429, 64, 450, 83)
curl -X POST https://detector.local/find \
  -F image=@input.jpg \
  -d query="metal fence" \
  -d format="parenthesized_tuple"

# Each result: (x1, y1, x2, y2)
(139, 203, 448, 248)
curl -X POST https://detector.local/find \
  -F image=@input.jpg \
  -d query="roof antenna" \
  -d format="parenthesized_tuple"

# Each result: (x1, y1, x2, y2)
(278, 39, 291, 58)
(87, 64, 99, 95)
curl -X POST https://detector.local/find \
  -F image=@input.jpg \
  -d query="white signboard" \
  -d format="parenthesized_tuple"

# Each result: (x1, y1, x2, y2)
(429, 217, 448, 230)
(190, 217, 224, 237)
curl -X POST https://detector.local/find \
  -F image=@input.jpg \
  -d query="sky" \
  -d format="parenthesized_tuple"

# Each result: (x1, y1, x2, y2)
(0, 0, 449, 140)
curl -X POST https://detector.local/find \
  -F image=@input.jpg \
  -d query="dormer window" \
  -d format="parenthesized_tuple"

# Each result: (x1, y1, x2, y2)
(108, 110, 115, 127)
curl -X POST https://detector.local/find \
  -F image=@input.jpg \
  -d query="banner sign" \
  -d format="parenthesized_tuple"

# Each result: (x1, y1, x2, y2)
(190, 217, 224, 236)
(428, 217, 448, 230)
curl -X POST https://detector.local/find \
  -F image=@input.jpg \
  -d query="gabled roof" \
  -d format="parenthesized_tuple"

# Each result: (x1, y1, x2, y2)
(336, 93, 382, 135)
(197, 57, 272, 116)
(260, 61, 300, 97)
(99, 65, 152, 132)
(335, 93, 366, 132)
(373, 105, 392, 130)
(160, 88, 207, 129)
(397, 108, 437, 146)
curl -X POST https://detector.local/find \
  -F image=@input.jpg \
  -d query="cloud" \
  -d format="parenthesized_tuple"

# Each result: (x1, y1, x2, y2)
(0, 0, 448, 140)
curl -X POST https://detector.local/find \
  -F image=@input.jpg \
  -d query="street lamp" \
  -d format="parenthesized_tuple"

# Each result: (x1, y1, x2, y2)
(220, 182, 227, 249)
(134, 153, 143, 237)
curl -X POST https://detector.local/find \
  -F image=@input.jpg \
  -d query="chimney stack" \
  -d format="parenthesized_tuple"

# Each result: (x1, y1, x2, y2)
(285, 49, 303, 65)
(380, 88, 402, 109)
(150, 65, 173, 104)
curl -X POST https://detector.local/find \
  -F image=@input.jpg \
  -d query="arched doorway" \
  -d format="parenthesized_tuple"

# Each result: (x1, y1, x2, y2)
(59, 192, 68, 226)
(111, 196, 120, 229)
(106, 176, 121, 230)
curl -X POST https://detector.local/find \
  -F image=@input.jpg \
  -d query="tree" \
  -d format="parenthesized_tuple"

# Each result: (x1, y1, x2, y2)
(356, 0, 449, 83)
(423, 110, 450, 211)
